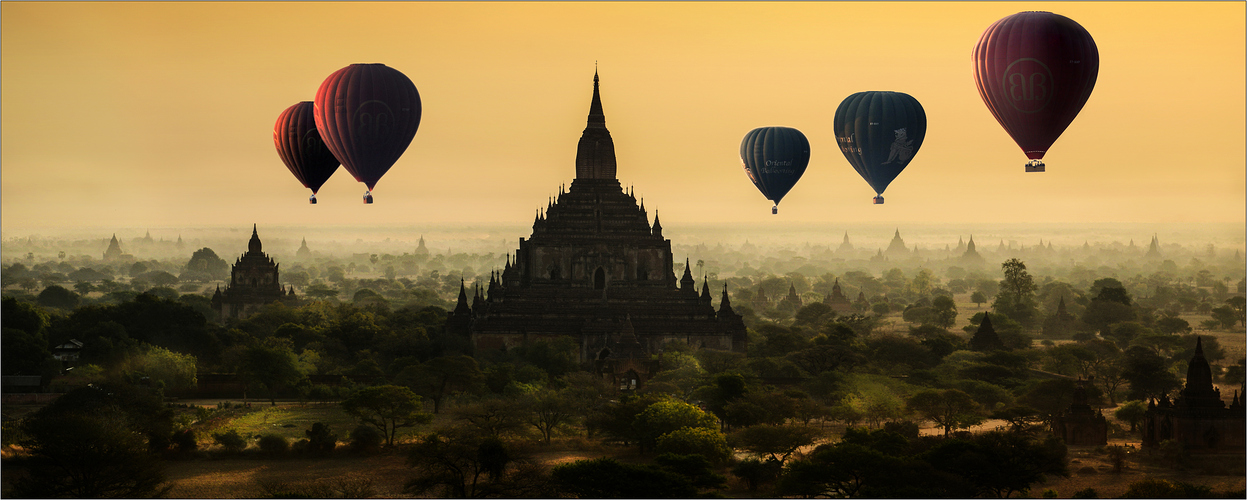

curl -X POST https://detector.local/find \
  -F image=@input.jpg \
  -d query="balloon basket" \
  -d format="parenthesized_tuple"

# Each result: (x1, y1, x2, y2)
(873, 196, 885, 204)
(363, 192, 374, 204)
(309, 194, 318, 205)
(1025, 160, 1045, 173)
(772, 206, 778, 215)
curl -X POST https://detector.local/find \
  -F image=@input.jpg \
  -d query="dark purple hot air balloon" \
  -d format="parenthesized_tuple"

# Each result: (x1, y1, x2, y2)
(274, 101, 341, 204)
(740, 127, 810, 214)
(314, 63, 422, 203)
(973, 11, 1098, 172)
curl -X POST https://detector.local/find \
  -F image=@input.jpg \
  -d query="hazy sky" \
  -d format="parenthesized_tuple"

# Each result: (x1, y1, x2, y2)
(2, 2, 1244, 233)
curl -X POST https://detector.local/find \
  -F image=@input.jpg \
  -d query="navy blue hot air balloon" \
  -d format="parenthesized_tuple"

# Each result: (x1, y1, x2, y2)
(740, 127, 810, 214)
(833, 91, 926, 204)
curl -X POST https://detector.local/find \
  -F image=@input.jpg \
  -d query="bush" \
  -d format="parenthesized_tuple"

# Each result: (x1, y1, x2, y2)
(1071, 487, 1098, 498)
(1120, 478, 1213, 498)
(349, 424, 382, 453)
(655, 427, 732, 464)
(213, 429, 248, 452)
(305, 422, 337, 454)
(172, 428, 198, 452)
(731, 458, 782, 491)
(258, 434, 289, 455)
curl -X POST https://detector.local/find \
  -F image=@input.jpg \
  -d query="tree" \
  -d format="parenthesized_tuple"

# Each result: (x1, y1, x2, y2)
(1227, 296, 1246, 326)
(993, 259, 1039, 328)
(633, 399, 719, 452)
(1114, 400, 1148, 433)
(928, 295, 958, 329)
(1121, 346, 1182, 401)
(923, 432, 1069, 499)
(906, 389, 985, 436)
(341, 385, 432, 447)
(1210, 306, 1239, 330)
(1083, 286, 1136, 333)
(730, 424, 822, 463)
(520, 388, 580, 443)
(655, 427, 733, 464)
(36, 284, 80, 309)
(397, 355, 484, 414)
(119, 344, 198, 393)
(186, 247, 229, 280)
(551, 457, 698, 499)
(12, 384, 173, 498)
(237, 342, 306, 404)
(407, 429, 554, 498)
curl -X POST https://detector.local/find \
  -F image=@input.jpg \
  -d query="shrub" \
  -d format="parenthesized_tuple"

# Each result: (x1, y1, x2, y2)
(1120, 478, 1213, 498)
(305, 422, 337, 454)
(655, 427, 732, 464)
(258, 434, 288, 455)
(349, 424, 382, 453)
(1071, 487, 1098, 498)
(172, 429, 198, 452)
(731, 458, 782, 491)
(213, 429, 247, 452)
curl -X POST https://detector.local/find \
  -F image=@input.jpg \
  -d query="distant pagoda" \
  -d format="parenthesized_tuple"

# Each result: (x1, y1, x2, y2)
(103, 234, 124, 260)
(212, 225, 297, 321)
(448, 72, 746, 373)
(885, 229, 908, 258)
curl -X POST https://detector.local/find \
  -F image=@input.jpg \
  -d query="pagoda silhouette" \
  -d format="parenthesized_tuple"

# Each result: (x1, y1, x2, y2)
(449, 72, 746, 384)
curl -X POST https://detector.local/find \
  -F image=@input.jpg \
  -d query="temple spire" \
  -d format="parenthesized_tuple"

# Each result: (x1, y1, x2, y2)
(574, 69, 617, 180)
(248, 224, 262, 253)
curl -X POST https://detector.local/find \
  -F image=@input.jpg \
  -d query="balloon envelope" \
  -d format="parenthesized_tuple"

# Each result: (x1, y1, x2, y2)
(833, 91, 926, 200)
(314, 63, 421, 191)
(274, 101, 341, 195)
(973, 11, 1098, 161)
(740, 127, 810, 211)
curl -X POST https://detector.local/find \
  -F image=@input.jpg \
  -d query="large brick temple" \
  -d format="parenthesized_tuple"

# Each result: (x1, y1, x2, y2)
(448, 72, 747, 384)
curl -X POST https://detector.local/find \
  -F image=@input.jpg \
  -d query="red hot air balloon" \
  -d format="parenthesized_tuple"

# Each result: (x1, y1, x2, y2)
(274, 101, 341, 204)
(314, 63, 422, 203)
(973, 11, 1098, 172)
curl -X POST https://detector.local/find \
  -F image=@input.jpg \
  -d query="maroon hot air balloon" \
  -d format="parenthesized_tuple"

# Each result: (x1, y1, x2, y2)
(314, 63, 421, 203)
(274, 101, 341, 204)
(973, 11, 1098, 172)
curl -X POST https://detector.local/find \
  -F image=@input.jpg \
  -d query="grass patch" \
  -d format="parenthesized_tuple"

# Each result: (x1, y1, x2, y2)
(190, 404, 359, 446)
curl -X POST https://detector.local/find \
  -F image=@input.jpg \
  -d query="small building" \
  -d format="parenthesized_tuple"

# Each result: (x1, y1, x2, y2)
(51, 339, 84, 364)
(1142, 337, 1246, 453)
(1052, 378, 1108, 446)
(211, 225, 298, 321)
(823, 278, 854, 314)
(970, 312, 1006, 351)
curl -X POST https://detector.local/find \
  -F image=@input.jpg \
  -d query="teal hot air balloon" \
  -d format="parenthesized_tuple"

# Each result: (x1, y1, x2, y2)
(740, 127, 810, 214)
(833, 92, 926, 204)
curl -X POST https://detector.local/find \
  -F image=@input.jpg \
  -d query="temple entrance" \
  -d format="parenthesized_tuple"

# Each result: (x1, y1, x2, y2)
(594, 267, 606, 289)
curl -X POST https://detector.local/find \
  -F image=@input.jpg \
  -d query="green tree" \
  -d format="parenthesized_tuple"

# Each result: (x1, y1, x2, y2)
(397, 354, 484, 414)
(906, 389, 985, 436)
(36, 284, 80, 309)
(341, 385, 432, 447)
(1114, 400, 1148, 433)
(730, 424, 822, 463)
(655, 427, 732, 465)
(928, 295, 958, 329)
(120, 344, 198, 393)
(406, 429, 554, 498)
(633, 399, 719, 452)
(186, 247, 229, 280)
(12, 384, 174, 498)
(1121, 347, 1182, 401)
(520, 388, 581, 443)
(1210, 306, 1239, 329)
(551, 457, 698, 499)
(923, 432, 1069, 498)
(993, 259, 1039, 328)
(238, 342, 306, 405)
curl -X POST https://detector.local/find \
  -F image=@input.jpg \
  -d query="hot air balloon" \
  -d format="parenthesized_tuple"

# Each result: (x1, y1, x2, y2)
(740, 127, 810, 214)
(833, 91, 927, 204)
(973, 11, 1098, 172)
(314, 63, 422, 203)
(274, 101, 341, 204)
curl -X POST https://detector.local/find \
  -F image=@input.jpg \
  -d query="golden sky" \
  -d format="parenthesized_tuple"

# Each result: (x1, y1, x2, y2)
(2, 2, 1244, 231)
